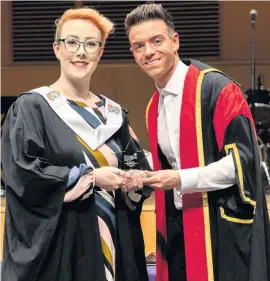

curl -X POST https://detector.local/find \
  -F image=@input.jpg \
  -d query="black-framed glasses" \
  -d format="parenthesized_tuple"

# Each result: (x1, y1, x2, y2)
(57, 38, 102, 54)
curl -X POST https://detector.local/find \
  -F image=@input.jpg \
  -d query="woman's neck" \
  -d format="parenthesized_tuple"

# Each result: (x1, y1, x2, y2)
(50, 75, 100, 105)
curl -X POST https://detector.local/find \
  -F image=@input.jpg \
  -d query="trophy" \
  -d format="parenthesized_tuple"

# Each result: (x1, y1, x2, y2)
(120, 136, 150, 171)
(118, 136, 153, 195)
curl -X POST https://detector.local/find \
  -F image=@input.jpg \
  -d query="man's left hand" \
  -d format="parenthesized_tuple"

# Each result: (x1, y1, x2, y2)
(142, 170, 181, 190)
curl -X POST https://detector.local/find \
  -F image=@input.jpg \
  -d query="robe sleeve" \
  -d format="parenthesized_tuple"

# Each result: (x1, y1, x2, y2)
(1, 94, 70, 276)
(213, 83, 259, 218)
(213, 79, 270, 281)
(2, 94, 70, 206)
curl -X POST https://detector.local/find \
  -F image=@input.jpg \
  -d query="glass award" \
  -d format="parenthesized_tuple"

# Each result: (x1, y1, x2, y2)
(120, 136, 149, 171)
(119, 136, 153, 195)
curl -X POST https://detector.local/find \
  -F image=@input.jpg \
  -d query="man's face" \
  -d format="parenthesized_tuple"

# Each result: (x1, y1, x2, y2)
(129, 19, 179, 86)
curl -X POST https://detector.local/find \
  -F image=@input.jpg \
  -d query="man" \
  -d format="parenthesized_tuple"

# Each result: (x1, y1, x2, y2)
(125, 4, 270, 281)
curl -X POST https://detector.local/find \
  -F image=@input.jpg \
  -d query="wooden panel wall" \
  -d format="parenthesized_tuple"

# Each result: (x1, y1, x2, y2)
(2, 1, 270, 148)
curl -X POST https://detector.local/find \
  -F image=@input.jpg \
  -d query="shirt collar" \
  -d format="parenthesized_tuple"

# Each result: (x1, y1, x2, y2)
(156, 60, 189, 96)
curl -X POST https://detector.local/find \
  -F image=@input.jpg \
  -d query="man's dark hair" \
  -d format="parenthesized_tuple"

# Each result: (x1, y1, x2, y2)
(124, 4, 175, 35)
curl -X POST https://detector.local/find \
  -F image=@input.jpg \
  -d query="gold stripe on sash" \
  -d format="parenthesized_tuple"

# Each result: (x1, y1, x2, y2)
(77, 136, 109, 167)
(195, 68, 218, 281)
(101, 237, 113, 267)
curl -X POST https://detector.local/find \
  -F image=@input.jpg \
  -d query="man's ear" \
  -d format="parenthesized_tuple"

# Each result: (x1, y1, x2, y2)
(172, 32, 180, 53)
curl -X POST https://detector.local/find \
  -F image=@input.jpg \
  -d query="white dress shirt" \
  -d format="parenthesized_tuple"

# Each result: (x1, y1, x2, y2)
(157, 60, 236, 209)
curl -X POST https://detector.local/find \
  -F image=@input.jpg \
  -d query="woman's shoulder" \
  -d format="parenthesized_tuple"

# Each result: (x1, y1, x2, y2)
(16, 87, 50, 106)
(12, 88, 52, 116)
(100, 94, 129, 114)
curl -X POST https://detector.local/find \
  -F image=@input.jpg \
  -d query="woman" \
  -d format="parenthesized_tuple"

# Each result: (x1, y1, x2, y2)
(1, 7, 150, 281)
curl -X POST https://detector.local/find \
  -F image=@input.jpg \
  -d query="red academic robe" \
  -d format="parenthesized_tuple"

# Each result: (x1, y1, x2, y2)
(146, 59, 270, 281)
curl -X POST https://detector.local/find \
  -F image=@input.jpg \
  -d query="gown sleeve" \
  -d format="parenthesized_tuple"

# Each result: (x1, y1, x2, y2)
(1, 94, 70, 277)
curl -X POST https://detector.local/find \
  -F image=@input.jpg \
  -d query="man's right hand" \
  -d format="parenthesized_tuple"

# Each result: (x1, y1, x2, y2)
(142, 170, 181, 190)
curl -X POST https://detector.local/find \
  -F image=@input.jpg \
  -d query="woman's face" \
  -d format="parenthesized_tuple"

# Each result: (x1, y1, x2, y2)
(53, 19, 104, 81)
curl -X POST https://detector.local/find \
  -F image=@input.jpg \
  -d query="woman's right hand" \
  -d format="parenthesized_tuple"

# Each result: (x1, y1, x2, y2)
(64, 172, 94, 202)
(64, 167, 125, 202)
(94, 167, 126, 191)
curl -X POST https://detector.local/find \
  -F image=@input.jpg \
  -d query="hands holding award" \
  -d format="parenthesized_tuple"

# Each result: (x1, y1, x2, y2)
(94, 167, 147, 192)
(113, 136, 181, 192)
(64, 137, 181, 203)
(118, 169, 181, 192)
(64, 132, 182, 203)
(64, 139, 180, 203)
(106, 134, 181, 193)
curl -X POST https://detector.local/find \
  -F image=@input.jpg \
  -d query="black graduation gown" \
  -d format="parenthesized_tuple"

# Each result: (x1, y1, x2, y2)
(1, 93, 149, 281)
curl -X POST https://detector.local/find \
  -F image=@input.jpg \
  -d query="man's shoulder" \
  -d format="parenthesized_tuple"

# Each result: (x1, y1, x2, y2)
(191, 62, 240, 99)
(186, 58, 212, 71)
(201, 71, 240, 110)
(195, 65, 243, 109)
(203, 71, 233, 91)
(187, 58, 240, 87)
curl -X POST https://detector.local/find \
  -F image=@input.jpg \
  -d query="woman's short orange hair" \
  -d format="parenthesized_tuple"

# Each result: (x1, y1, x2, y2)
(55, 7, 114, 44)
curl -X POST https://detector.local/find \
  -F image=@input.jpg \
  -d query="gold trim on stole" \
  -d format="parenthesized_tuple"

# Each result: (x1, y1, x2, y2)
(196, 68, 218, 281)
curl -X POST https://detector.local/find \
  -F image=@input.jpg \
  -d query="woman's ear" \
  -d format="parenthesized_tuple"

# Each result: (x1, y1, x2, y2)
(53, 42, 60, 60)
(98, 47, 104, 59)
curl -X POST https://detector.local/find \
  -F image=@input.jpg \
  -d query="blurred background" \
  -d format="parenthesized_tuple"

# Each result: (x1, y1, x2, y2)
(1, 0, 270, 261)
